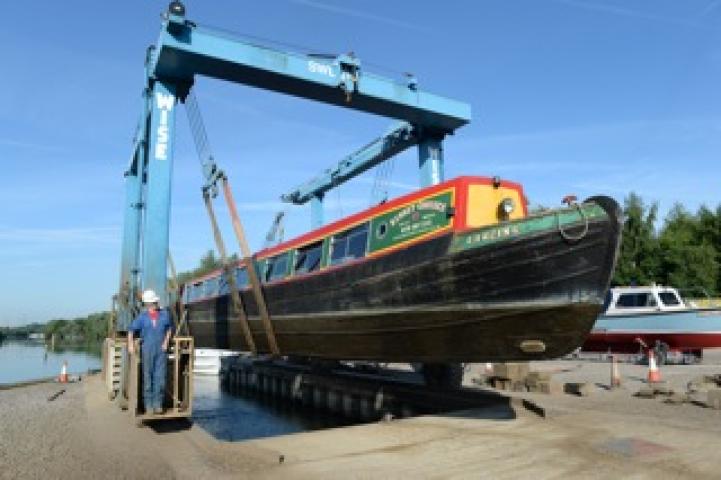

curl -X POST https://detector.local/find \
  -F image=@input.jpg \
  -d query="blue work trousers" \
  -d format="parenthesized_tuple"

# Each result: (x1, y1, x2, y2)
(141, 342, 167, 411)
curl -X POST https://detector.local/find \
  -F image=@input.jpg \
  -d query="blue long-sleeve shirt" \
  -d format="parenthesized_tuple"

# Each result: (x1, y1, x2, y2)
(129, 309, 172, 348)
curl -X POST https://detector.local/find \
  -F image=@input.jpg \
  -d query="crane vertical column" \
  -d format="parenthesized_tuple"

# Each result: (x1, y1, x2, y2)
(310, 193, 324, 229)
(418, 135, 445, 187)
(118, 87, 152, 330)
(118, 161, 144, 330)
(141, 80, 178, 305)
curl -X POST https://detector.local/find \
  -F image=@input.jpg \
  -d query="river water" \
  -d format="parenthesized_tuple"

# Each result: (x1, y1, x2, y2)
(0, 340, 101, 385)
(0, 340, 348, 441)
(192, 375, 351, 441)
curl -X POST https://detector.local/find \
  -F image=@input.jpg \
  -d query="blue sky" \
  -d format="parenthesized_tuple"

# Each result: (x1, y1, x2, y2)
(1, 0, 720, 325)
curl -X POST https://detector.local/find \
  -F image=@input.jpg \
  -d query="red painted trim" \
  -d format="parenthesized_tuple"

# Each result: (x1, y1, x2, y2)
(183, 175, 527, 289)
(257, 176, 525, 259)
(454, 177, 470, 230)
(583, 332, 721, 352)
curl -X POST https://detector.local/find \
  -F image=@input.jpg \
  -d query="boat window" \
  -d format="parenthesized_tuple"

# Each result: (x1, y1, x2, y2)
(294, 241, 323, 274)
(235, 267, 248, 287)
(658, 291, 681, 306)
(330, 223, 369, 265)
(189, 282, 202, 302)
(218, 274, 230, 296)
(616, 293, 657, 308)
(265, 253, 290, 282)
(204, 277, 218, 297)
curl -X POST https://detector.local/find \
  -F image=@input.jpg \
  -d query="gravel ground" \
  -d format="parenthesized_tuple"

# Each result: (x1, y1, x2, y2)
(4, 353, 721, 479)
(0, 379, 173, 480)
(0, 376, 274, 479)
(464, 349, 721, 433)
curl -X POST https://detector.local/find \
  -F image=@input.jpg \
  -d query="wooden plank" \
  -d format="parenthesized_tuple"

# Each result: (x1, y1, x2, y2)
(222, 176, 280, 355)
(203, 193, 257, 353)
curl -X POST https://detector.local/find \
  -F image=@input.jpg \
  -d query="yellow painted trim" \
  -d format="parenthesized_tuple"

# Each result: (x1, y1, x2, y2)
(465, 184, 525, 228)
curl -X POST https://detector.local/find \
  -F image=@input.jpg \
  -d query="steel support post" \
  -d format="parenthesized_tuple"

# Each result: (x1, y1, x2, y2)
(117, 83, 152, 331)
(310, 194, 324, 229)
(141, 80, 178, 306)
(418, 136, 445, 187)
(117, 162, 144, 330)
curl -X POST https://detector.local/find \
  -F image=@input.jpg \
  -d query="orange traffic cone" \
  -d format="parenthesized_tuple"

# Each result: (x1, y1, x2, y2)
(610, 355, 621, 388)
(647, 350, 661, 383)
(58, 361, 68, 383)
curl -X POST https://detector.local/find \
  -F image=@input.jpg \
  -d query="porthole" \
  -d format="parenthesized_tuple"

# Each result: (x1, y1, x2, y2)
(377, 222, 388, 239)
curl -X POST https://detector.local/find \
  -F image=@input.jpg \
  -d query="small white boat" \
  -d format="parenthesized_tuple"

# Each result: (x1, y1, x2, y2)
(193, 348, 239, 375)
(583, 285, 721, 362)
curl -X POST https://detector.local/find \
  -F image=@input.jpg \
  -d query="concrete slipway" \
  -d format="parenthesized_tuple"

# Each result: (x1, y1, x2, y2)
(3, 358, 721, 479)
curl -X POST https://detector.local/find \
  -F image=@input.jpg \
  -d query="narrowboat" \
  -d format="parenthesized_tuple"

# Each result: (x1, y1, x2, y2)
(182, 176, 622, 363)
(582, 285, 721, 363)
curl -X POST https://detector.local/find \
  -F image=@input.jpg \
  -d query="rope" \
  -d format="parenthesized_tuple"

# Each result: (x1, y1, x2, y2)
(370, 158, 395, 206)
(558, 204, 589, 242)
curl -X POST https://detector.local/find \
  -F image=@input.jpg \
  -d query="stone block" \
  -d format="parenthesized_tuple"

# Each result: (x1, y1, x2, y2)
(493, 363, 530, 381)
(635, 386, 656, 398)
(664, 393, 688, 405)
(492, 379, 512, 391)
(706, 388, 721, 409)
(564, 382, 593, 397)
(526, 371, 552, 383)
(651, 381, 673, 396)
(538, 380, 563, 395)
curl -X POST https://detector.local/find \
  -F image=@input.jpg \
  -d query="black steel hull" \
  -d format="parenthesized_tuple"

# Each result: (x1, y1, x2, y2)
(185, 198, 622, 362)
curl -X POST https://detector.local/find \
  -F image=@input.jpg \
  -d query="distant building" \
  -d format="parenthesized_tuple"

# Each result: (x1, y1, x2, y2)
(28, 333, 45, 340)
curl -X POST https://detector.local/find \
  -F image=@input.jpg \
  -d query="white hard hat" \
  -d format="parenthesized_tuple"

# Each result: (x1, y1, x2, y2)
(141, 289, 160, 304)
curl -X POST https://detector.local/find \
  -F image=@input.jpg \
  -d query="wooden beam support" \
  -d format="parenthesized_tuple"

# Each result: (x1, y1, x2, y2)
(203, 193, 257, 354)
(221, 176, 280, 356)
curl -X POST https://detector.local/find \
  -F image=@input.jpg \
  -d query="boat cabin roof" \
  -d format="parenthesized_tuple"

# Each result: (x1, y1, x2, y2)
(184, 175, 526, 287)
(603, 286, 688, 315)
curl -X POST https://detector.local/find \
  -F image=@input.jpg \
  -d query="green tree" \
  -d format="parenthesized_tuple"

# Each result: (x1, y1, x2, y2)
(658, 204, 719, 295)
(613, 193, 660, 286)
(176, 249, 237, 285)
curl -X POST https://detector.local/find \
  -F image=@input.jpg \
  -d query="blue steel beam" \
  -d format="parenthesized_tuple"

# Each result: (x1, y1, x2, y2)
(418, 135, 445, 187)
(141, 80, 178, 306)
(150, 15, 471, 133)
(281, 122, 418, 206)
(117, 154, 144, 330)
(118, 67, 153, 330)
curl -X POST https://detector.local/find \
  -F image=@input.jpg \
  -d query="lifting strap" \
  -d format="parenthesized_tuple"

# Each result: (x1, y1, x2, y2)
(221, 176, 280, 356)
(203, 192, 258, 354)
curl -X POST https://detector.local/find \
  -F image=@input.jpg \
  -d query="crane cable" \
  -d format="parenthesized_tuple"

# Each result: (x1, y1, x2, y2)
(370, 157, 395, 206)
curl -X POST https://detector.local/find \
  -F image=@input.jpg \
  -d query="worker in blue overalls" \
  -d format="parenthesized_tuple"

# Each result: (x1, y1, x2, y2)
(127, 289, 173, 414)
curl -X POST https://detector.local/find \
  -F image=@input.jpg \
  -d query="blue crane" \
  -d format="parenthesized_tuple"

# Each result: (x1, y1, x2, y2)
(117, 1, 471, 330)
(281, 121, 421, 227)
